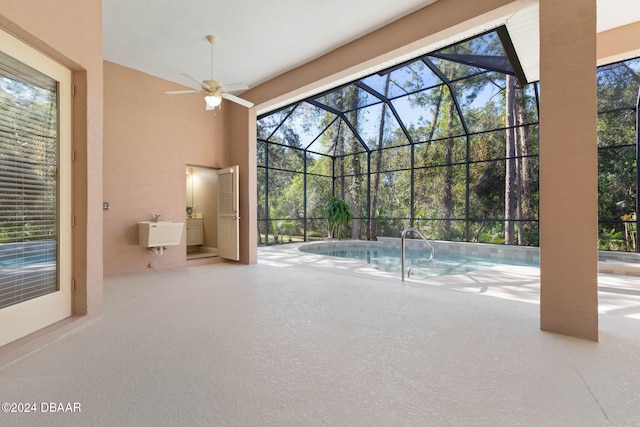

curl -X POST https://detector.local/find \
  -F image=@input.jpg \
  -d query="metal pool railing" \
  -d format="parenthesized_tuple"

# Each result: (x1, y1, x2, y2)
(401, 227, 435, 281)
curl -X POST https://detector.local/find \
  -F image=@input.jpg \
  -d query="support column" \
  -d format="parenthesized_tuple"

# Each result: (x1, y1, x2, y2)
(227, 102, 258, 264)
(539, 0, 598, 340)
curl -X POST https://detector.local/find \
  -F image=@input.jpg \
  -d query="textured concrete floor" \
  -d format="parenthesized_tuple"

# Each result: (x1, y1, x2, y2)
(1, 243, 640, 426)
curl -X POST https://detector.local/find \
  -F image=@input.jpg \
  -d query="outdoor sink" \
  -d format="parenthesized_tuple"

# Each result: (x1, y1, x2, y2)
(138, 221, 184, 247)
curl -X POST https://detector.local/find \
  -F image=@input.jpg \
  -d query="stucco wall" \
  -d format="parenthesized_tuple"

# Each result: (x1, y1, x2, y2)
(538, 0, 598, 341)
(597, 20, 640, 64)
(103, 61, 228, 277)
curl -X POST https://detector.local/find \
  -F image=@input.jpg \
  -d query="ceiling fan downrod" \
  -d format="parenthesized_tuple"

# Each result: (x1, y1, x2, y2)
(206, 35, 217, 81)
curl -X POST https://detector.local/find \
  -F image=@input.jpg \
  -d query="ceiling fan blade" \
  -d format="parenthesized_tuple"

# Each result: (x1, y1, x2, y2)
(181, 73, 210, 91)
(220, 82, 249, 93)
(220, 92, 254, 108)
(165, 90, 199, 95)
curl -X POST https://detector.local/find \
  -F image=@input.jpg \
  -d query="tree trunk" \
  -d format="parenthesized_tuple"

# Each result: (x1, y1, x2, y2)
(515, 86, 529, 245)
(370, 74, 391, 239)
(505, 75, 517, 245)
(345, 87, 361, 240)
(337, 123, 346, 201)
(443, 100, 456, 239)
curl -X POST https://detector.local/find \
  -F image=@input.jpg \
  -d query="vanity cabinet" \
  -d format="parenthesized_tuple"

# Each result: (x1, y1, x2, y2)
(186, 217, 203, 246)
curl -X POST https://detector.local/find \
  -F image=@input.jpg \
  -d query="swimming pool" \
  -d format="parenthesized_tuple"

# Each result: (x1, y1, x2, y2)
(300, 241, 539, 277)
(0, 241, 57, 267)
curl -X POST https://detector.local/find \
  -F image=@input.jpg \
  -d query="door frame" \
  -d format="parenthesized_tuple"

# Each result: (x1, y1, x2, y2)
(0, 28, 73, 347)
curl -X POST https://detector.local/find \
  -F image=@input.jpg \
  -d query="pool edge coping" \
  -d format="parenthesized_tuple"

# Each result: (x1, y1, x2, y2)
(296, 239, 640, 277)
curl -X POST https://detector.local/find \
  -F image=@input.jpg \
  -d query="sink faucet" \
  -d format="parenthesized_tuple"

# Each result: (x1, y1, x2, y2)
(154, 214, 161, 222)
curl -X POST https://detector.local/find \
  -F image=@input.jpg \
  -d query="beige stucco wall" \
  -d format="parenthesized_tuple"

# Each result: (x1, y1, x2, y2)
(0, 0, 103, 360)
(227, 103, 258, 264)
(539, 0, 598, 341)
(103, 61, 228, 277)
(598, 20, 640, 65)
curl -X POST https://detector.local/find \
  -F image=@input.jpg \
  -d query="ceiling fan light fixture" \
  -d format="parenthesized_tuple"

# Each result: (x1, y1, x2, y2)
(165, 35, 252, 109)
(205, 94, 222, 108)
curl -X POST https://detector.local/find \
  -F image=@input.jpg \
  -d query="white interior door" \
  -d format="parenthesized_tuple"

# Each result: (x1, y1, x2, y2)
(216, 166, 240, 261)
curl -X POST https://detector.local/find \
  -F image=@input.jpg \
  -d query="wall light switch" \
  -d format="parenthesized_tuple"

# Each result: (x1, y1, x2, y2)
(103, 202, 110, 211)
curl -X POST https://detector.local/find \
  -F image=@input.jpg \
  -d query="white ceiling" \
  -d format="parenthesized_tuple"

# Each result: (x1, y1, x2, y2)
(102, 0, 438, 93)
(103, 0, 640, 99)
(598, 0, 640, 31)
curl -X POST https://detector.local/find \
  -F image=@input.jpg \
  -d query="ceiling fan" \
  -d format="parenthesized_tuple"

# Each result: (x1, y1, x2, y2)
(165, 35, 254, 109)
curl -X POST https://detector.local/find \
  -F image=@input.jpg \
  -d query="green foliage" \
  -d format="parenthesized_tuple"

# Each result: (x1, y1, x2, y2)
(599, 228, 625, 251)
(480, 232, 505, 245)
(0, 225, 12, 243)
(0, 74, 58, 244)
(595, 60, 639, 252)
(257, 38, 640, 251)
(268, 219, 302, 244)
(325, 196, 352, 239)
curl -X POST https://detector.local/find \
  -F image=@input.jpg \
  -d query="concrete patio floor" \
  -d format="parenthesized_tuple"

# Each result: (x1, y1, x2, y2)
(1, 243, 639, 426)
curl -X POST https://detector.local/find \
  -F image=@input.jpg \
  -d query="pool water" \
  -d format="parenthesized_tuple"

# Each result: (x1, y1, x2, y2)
(302, 245, 539, 277)
(0, 241, 57, 268)
(0, 255, 56, 268)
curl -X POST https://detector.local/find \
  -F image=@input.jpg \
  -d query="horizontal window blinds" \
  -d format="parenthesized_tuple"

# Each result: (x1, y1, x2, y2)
(0, 50, 58, 310)
(0, 50, 56, 91)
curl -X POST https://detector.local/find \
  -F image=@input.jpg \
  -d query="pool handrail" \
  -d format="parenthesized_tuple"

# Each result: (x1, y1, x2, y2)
(401, 227, 435, 281)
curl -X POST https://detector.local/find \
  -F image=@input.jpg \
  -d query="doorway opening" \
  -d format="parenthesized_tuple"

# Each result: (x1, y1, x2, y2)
(186, 166, 219, 260)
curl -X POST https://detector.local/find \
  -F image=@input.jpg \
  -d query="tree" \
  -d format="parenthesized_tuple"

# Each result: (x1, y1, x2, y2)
(0, 76, 58, 244)
(596, 60, 640, 250)
(257, 29, 551, 248)
(325, 196, 352, 239)
(370, 73, 391, 239)
(504, 75, 517, 244)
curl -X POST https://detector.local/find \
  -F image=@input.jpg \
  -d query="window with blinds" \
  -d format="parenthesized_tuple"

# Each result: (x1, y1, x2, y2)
(0, 50, 59, 310)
